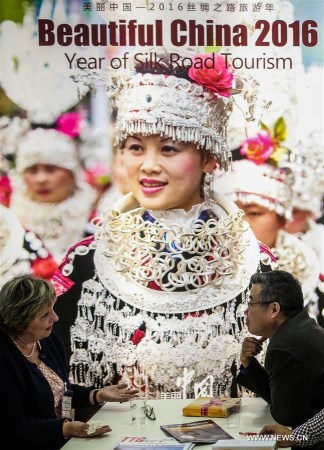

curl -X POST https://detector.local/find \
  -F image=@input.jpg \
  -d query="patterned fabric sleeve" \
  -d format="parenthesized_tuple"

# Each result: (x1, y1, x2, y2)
(292, 409, 324, 447)
(51, 235, 95, 295)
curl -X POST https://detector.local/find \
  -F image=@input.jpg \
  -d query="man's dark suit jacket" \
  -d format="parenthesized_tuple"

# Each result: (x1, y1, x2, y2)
(237, 309, 324, 449)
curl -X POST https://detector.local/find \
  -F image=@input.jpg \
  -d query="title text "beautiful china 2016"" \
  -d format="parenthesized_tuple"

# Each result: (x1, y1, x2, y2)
(39, 19, 317, 48)
(38, 19, 250, 47)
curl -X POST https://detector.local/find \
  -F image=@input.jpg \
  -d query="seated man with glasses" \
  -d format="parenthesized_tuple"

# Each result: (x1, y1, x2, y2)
(237, 271, 324, 449)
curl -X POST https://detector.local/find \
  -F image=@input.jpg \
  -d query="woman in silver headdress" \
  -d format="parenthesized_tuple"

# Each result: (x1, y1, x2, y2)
(214, 133, 320, 316)
(10, 127, 96, 263)
(53, 53, 276, 399)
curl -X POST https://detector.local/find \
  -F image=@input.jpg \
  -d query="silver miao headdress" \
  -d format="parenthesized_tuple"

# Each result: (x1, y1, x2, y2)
(214, 158, 295, 220)
(83, 0, 283, 170)
(221, 66, 323, 220)
(78, 50, 260, 171)
(111, 58, 234, 169)
(214, 119, 296, 218)
(16, 128, 80, 173)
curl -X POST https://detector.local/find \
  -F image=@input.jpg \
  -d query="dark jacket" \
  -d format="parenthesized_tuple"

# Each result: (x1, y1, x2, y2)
(237, 310, 324, 448)
(0, 329, 93, 450)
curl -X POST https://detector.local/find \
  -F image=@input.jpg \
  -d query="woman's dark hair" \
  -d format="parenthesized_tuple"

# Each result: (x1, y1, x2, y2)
(0, 275, 56, 338)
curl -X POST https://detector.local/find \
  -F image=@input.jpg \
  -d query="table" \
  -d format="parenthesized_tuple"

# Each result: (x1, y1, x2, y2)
(64, 398, 285, 449)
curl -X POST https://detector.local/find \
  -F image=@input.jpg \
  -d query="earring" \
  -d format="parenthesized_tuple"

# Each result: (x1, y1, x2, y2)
(203, 172, 214, 208)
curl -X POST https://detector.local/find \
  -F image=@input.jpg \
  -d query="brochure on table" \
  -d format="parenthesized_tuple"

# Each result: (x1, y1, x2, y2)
(161, 419, 233, 444)
(112, 436, 195, 450)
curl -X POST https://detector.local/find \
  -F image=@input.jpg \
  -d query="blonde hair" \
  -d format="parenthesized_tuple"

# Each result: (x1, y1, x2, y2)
(0, 275, 56, 339)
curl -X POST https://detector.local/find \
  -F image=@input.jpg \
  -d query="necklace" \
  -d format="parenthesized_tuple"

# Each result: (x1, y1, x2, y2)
(13, 339, 38, 358)
(98, 206, 246, 292)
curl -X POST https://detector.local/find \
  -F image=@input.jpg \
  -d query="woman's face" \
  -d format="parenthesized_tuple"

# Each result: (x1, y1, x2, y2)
(123, 135, 215, 211)
(20, 302, 58, 343)
(23, 164, 74, 203)
(236, 201, 284, 248)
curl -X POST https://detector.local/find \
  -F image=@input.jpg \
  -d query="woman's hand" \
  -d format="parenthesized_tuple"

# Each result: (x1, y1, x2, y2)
(63, 420, 111, 438)
(96, 383, 139, 403)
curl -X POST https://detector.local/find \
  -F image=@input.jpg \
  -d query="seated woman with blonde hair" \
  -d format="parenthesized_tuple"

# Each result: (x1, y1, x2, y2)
(0, 275, 138, 450)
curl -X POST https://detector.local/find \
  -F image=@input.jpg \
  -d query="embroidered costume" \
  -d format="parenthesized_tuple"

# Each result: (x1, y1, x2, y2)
(53, 52, 275, 398)
(11, 177, 96, 263)
(0, 205, 57, 288)
(54, 194, 275, 398)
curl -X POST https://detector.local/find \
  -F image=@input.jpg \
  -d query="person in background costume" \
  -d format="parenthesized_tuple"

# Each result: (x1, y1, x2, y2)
(10, 127, 96, 263)
(214, 127, 320, 316)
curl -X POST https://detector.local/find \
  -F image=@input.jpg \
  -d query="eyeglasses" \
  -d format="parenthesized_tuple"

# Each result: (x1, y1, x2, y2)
(247, 301, 274, 309)
(144, 405, 156, 421)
